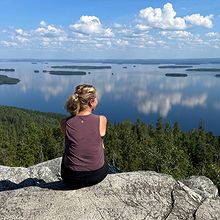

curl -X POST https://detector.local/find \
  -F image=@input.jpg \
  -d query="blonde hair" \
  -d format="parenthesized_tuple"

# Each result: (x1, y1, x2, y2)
(65, 84, 97, 116)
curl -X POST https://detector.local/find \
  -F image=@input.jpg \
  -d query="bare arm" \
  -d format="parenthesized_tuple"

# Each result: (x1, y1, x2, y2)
(99, 115, 107, 137)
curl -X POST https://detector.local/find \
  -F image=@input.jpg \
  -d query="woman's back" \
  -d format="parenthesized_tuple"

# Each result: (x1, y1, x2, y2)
(61, 84, 108, 189)
(63, 114, 104, 171)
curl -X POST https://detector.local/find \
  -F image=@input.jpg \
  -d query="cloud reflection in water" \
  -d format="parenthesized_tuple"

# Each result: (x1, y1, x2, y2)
(6, 64, 218, 120)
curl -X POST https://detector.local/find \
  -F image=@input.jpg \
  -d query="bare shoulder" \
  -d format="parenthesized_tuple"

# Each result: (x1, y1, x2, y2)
(99, 115, 107, 137)
(100, 115, 107, 123)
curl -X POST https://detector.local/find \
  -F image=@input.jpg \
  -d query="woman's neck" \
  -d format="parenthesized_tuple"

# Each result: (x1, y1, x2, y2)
(77, 108, 92, 116)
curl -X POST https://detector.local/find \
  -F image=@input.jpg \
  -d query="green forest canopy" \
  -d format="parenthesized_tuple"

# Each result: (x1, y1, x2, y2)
(0, 105, 220, 190)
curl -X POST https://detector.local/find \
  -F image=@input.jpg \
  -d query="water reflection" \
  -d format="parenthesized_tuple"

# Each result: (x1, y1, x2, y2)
(133, 90, 206, 117)
(0, 61, 220, 133)
(137, 92, 182, 117)
(181, 94, 207, 108)
(93, 70, 209, 117)
(39, 75, 71, 101)
(213, 102, 220, 110)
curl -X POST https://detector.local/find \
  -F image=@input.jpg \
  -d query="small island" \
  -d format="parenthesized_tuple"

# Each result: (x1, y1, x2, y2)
(42, 70, 48, 73)
(186, 68, 220, 72)
(0, 68, 15, 72)
(51, 65, 111, 69)
(34, 70, 39, 73)
(0, 75, 20, 85)
(49, 71, 86, 75)
(123, 66, 127, 69)
(165, 73, 188, 77)
(159, 65, 193, 69)
(215, 74, 220, 77)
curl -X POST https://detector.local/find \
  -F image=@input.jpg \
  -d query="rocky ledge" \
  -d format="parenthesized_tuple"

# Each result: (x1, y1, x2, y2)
(0, 158, 219, 220)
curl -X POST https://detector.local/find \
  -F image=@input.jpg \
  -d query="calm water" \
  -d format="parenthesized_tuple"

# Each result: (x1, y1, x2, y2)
(1, 59, 220, 134)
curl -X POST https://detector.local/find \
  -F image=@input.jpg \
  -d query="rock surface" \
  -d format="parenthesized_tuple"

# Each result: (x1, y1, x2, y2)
(0, 157, 219, 220)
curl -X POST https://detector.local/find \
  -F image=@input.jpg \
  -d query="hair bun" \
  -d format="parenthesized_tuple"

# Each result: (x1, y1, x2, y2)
(66, 84, 96, 116)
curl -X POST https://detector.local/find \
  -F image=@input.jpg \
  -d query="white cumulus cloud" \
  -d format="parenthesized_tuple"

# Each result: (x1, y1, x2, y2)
(138, 3, 186, 30)
(114, 39, 129, 46)
(161, 30, 193, 39)
(1, 40, 18, 47)
(32, 21, 68, 48)
(206, 32, 219, 38)
(35, 22, 64, 38)
(40, 20, 47, 27)
(184, 14, 213, 28)
(135, 24, 151, 31)
(14, 28, 30, 43)
(70, 15, 114, 37)
(15, 29, 22, 35)
(138, 3, 213, 30)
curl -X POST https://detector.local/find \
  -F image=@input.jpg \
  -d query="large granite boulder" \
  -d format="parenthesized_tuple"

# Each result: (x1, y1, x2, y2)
(0, 158, 219, 220)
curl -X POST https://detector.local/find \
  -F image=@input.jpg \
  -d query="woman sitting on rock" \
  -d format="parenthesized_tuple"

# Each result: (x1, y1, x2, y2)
(60, 84, 108, 189)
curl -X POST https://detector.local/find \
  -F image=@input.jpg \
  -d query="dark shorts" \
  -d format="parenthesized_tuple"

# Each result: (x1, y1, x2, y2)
(61, 159, 109, 189)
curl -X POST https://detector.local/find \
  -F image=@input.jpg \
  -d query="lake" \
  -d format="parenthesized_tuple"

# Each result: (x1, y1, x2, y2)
(1, 58, 220, 134)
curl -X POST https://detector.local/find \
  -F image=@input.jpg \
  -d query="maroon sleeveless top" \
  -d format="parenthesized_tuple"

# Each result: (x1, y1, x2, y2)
(63, 114, 105, 171)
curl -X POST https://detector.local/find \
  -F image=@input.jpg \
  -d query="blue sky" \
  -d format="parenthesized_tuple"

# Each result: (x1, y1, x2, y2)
(0, 0, 219, 59)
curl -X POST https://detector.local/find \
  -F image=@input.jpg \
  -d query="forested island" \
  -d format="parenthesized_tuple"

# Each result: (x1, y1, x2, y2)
(159, 65, 193, 69)
(51, 65, 111, 69)
(0, 68, 15, 72)
(186, 68, 220, 72)
(0, 75, 20, 84)
(49, 71, 86, 75)
(0, 106, 220, 190)
(165, 73, 188, 77)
